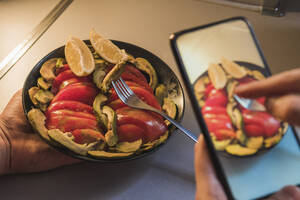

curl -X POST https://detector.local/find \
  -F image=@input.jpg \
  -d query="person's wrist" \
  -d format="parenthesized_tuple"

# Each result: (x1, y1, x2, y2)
(0, 116, 11, 175)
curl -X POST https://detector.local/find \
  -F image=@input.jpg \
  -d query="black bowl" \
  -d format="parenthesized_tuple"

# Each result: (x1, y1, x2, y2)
(193, 61, 288, 158)
(22, 40, 185, 162)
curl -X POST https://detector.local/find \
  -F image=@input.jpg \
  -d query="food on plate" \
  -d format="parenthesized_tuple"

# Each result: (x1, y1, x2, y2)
(194, 59, 288, 156)
(27, 29, 177, 159)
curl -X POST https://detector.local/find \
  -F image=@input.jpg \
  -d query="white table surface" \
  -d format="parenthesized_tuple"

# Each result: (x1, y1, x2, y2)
(0, 0, 299, 199)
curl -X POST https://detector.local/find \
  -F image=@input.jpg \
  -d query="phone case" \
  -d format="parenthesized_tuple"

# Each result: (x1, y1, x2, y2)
(170, 16, 300, 200)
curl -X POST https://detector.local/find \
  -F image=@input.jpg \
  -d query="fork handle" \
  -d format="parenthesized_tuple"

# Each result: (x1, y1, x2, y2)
(151, 109, 198, 142)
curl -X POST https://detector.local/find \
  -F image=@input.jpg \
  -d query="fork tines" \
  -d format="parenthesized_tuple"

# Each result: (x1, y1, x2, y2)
(112, 77, 133, 102)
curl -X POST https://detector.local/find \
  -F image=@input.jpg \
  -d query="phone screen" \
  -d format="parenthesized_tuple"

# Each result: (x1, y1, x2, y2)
(170, 17, 300, 199)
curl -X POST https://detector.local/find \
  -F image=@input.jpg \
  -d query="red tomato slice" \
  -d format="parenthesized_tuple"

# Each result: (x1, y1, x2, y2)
(116, 107, 167, 143)
(242, 111, 280, 137)
(108, 99, 126, 110)
(110, 86, 161, 110)
(256, 97, 266, 105)
(46, 109, 96, 120)
(205, 89, 228, 107)
(204, 115, 233, 133)
(204, 83, 214, 98)
(46, 115, 98, 132)
(244, 124, 265, 137)
(121, 72, 153, 93)
(72, 129, 104, 144)
(47, 100, 93, 114)
(202, 106, 227, 115)
(117, 124, 146, 142)
(52, 70, 78, 93)
(51, 83, 98, 105)
(55, 64, 70, 75)
(124, 64, 148, 84)
(59, 77, 91, 91)
(203, 113, 231, 121)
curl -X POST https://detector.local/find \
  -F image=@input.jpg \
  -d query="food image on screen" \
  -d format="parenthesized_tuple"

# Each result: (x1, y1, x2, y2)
(26, 29, 179, 159)
(194, 58, 288, 156)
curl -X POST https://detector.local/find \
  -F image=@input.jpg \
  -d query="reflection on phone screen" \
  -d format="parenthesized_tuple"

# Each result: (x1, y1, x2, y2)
(173, 18, 300, 199)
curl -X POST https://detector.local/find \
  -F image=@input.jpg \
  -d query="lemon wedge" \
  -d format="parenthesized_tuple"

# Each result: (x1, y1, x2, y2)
(208, 63, 227, 89)
(89, 28, 127, 64)
(221, 58, 247, 79)
(65, 36, 95, 76)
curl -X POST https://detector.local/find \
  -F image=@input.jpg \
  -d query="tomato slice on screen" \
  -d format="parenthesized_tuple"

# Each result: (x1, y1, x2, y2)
(242, 110, 280, 137)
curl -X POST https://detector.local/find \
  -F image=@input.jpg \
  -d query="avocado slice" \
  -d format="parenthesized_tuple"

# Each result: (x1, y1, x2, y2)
(231, 108, 247, 145)
(33, 89, 54, 104)
(93, 93, 108, 129)
(38, 103, 48, 112)
(101, 61, 126, 93)
(116, 139, 142, 153)
(28, 87, 40, 106)
(40, 58, 59, 82)
(226, 80, 238, 102)
(135, 57, 158, 90)
(55, 58, 66, 68)
(88, 150, 134, 159)
(208, 63, 227, 89)
(246, 136, 263, 149)
(225, 144, 257, 156)
(162, 98, 177, 126)
(48, 129, 97, 156)
(96, 141, 106, 151)
(93, 66, 107, 89)
(221, 58, 247, 79)
(212, 138, 232, 151)
(155, 84, 167, 105)
(264, 131, 283, 148)
(37, 77, 51, 90)
(226, 102, 237, 126)
(27, 108, 50, 141)
(194, 77, 206, 94)
(102, 106, 118, 146)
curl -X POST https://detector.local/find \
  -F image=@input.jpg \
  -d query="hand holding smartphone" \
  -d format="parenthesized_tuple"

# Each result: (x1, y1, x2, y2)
(170, 17, 300, 199)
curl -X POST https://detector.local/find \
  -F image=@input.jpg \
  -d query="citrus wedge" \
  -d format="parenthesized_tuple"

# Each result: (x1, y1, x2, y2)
(221, 58, 247, 79)
(89, 28, 127, 64)
(65, 36, 95, 77)
(208, 63, 227, 89)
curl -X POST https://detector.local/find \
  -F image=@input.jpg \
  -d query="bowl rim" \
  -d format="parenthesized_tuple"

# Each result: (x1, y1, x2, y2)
(22, 39, 186, 162)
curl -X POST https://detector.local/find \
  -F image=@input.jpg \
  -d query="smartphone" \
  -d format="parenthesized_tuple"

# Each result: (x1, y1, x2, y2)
(170, 17, 300, 200)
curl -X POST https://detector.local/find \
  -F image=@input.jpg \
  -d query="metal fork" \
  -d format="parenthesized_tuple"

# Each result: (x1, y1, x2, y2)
(233, 95, 266, 112)
(112, 77, 198, 142)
